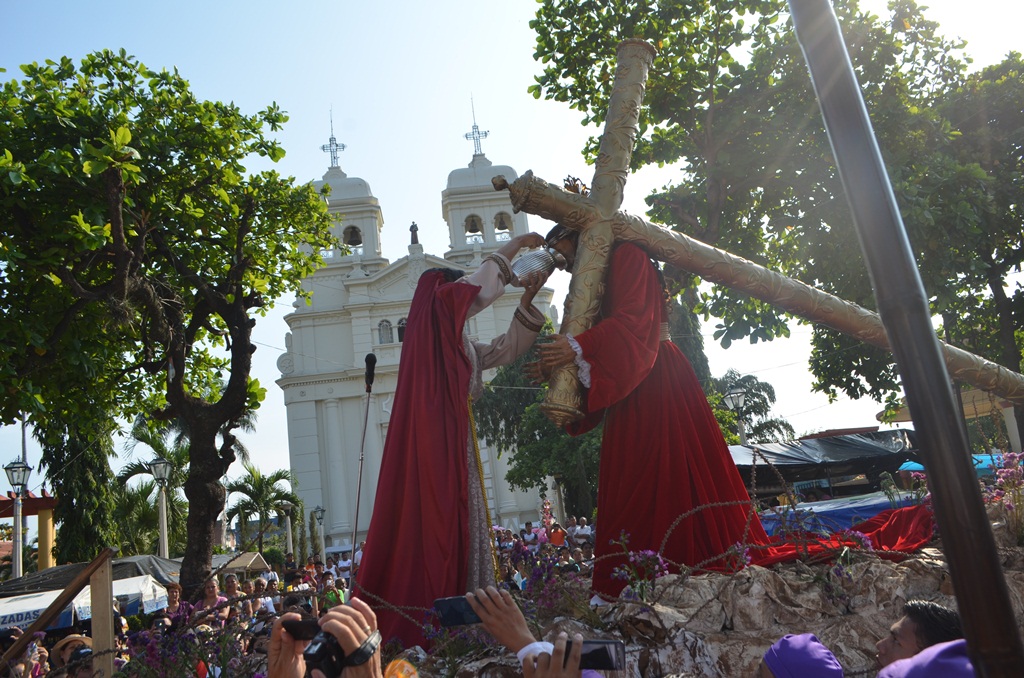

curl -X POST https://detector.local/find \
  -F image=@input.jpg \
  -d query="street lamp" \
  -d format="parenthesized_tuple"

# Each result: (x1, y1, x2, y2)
(313, 505, 326, 560)
(281, 502, 295, 557)
(149, 457, 173, 559)
(722, 387, 748, 445)
(5, 460, 31, 579)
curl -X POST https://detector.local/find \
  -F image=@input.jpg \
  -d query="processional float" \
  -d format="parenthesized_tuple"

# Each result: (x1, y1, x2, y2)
(492, 1, 1024, 674)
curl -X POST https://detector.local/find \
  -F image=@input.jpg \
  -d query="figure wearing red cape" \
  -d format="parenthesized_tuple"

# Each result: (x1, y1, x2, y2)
(541, 242, 934, 597)
(356, 236, 548, 648)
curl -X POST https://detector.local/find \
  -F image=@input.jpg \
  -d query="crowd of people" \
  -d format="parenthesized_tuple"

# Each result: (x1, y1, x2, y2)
(0, 551, 364, 677)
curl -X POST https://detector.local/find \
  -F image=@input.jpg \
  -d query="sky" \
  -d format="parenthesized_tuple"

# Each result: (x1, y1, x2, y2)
(1, 0, 1020, 517)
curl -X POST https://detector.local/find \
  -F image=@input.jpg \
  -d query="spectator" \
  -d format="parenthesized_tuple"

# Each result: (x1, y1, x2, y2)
(758, 633, 843, 677)
(261, 565, 281, 588)
(522, 521, 539, 553)
(353, 541, 366, 578)
(548, 523, 568, 548)
(875, 600, 962, 668)
(51, 634, 92, 670)
(319, 573, 344, 610)
(193, 577, 230, 627)
(163, 582, 192, 627)
(284, 552, 297, 571)
(266, 598, 382, 678)
(225, 572, 254, 621)
(466, 586, 584, 677)
(254, 577, 277, 615)
(574, 517, 592, 546)
(878, 639, 974, 678)
(66, 646, 94, 678)
(337, 551, 353, 586)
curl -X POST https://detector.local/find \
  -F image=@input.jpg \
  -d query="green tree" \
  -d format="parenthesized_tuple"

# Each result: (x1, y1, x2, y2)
(475, 342, 602, 519)
(530, 1, 1024, 426)
(712, 369, 795, 443)
(34, 418, 120, 564)
(0, 51, 336, 592)
(225, 463, 300, 553)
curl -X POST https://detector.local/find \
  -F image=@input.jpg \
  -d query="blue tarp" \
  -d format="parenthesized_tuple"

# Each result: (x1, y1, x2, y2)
(899, 454, 1002, 477)
(758, 490, 918, 536)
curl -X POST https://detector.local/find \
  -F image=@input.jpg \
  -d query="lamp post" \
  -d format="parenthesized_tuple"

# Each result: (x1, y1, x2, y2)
(282, 502, 295, 557)
(149, 457, 173, 559)
(5, 460, 31, 579)
(723, 387, 748, 445)
(313, 505, 326, 560)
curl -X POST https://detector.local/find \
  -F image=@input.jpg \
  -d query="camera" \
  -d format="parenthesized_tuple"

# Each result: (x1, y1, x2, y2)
(303, 631, 346, 678)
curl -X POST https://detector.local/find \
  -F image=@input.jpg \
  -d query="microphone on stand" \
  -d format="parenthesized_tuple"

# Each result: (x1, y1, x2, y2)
(364, 353, 377, 393)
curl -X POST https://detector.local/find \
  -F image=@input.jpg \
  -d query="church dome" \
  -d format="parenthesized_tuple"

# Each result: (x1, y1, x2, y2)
(446, 154, 518, 190)
(318, 166, 374, 201)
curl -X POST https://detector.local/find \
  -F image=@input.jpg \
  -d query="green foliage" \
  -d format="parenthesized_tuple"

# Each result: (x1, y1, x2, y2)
(711, 369, 795, 443)
(474, 341, 602, 519)
(531, 0, 1023, 421)
(34, 419, 120, 564)
(225, 462, 299, 553)
(263, 546, 285, 569)
(0, 50, 336, 584)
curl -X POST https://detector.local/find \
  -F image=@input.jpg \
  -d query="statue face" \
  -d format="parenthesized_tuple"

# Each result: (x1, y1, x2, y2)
(551, 238, 576, 270)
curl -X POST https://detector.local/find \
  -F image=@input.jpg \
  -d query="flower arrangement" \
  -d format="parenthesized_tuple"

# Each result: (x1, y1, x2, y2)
(984, 451, 1024, 545)
(609, 532, 669, 602)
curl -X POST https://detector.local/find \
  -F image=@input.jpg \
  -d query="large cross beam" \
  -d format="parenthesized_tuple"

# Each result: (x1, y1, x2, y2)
(492, 41, 1024, 428)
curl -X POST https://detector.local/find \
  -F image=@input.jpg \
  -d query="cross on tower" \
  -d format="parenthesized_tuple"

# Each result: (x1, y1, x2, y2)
(464, 98, 489, 156)
(321, 111, 347, 168)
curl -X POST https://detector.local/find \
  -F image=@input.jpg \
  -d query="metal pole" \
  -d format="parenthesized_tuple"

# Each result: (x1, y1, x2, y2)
(351, 353, 376, 576)
(788, 0, 1024, 673)
(318, 523, 326, 564)
(737, 416, 748, 446)
(158, 485, 169, 559)
(12, 494, 22, 579)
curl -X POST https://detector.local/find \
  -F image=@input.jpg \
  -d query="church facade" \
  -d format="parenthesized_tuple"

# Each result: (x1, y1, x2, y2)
(275, 150, 555, 552)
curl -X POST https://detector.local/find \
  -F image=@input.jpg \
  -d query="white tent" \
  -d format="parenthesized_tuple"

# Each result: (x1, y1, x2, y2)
(73, 575, 168, 619)
(0, 589, 73, 630)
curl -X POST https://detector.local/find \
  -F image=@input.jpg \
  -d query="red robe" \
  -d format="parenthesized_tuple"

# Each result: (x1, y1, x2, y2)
(356, 265, 544, 648)
(568, 243, 771, 595)
(570, 244, 933, 595)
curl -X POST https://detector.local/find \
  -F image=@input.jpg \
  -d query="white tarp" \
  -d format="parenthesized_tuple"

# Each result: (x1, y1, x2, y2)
(73, 575, 168, 620)
(0, 589, 74, 630)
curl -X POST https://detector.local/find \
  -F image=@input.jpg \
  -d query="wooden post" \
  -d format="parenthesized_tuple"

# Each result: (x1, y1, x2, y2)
(90, 557, 115, 677)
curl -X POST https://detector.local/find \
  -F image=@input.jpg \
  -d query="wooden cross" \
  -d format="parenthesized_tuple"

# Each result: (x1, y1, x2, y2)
(492, 39, 1024, 426)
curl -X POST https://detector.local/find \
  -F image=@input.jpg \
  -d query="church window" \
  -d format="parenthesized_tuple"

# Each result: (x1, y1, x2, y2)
(378, 319, 394, 344)
(397, 318, 407, 342)
(343, 225, 364, 255)
(464, 214, 484, 244)
(494, 212, 512, 241)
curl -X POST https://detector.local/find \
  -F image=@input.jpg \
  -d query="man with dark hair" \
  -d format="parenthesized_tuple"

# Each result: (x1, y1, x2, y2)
(876, 600, 963, 668)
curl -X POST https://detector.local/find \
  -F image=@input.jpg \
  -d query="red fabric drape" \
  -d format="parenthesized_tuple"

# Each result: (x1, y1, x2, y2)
(356, 271, 481, 648)
(567, 244, 934, 595)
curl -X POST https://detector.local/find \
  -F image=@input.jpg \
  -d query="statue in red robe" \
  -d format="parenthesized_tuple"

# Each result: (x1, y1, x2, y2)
(357, 233, 549, 647)
(540, 239, 772, 596)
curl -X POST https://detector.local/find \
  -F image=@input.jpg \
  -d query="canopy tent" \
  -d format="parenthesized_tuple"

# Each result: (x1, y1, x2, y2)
(0, 589, 72, 630)
(729, 429, 917, 491)
(0, 575, 167, 630)
(73, 575, 168, 620)
(209, 552, 269, 574)
(899, 454, 1002, 478)
(0, 555, 180, 599)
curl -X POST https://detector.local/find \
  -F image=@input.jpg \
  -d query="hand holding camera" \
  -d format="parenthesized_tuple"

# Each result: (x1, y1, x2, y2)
(267, 598, 383, 678)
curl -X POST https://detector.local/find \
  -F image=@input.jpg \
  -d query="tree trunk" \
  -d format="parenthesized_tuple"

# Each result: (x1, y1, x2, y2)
(179, 433, 226, 600)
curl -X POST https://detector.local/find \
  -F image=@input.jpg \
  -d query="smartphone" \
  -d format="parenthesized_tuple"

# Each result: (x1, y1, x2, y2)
(433, 596, 482, 627)
(281, 618, 321, 640)
(564, 639, 627, 670)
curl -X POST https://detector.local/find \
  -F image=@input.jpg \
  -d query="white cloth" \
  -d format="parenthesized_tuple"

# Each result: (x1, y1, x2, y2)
(566, 334, 592, 387)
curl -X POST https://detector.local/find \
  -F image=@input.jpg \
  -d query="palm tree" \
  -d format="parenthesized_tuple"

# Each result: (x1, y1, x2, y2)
(111, 481, 189, 557)
(225, 463, 300, 553)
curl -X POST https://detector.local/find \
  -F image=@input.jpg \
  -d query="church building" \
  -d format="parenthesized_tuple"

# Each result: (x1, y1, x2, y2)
(276, 131, 556, 552)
